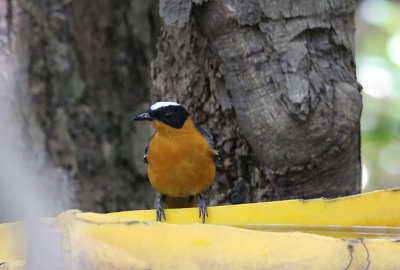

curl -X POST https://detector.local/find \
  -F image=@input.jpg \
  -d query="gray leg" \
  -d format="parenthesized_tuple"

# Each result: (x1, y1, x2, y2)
(197, 193, 208, 224)
(156, 194, 166, 221)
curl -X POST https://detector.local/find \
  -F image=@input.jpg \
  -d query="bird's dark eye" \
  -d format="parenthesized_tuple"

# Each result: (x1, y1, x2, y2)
(164, 112, 172, 119)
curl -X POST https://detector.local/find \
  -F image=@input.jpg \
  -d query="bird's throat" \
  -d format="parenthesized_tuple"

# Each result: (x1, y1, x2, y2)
(150, 117, 196, 137)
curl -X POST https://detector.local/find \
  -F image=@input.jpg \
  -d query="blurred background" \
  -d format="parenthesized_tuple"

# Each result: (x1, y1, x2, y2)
(356, 0, 400, 191)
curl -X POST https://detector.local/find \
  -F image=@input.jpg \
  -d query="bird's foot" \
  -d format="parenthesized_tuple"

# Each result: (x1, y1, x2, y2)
(156, 194, 167, 222)
(197, 195, 208, 224)
(156, 202, 166, 222)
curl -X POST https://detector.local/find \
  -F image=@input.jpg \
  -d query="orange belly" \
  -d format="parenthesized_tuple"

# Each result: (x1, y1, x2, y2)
(147, 132, 216, 197)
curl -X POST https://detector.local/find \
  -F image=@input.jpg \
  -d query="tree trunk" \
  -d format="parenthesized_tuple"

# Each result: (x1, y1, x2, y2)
(0, 0, 160, 216)
(152, 0, 362, 204)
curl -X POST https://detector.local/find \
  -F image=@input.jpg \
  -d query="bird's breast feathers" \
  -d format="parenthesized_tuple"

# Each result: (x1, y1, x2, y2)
(147, 120, 216, 196)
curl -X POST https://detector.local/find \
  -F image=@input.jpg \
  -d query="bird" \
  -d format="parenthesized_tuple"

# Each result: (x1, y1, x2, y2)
(133, 101, 217, 223)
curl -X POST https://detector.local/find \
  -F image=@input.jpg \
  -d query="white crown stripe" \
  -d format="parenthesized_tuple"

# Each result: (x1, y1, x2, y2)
(150, 101, 180, 111)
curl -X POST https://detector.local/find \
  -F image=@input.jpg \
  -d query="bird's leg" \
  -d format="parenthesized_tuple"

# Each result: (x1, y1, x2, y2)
(197, 193, 208, 224)
(156, 194, 166, 222)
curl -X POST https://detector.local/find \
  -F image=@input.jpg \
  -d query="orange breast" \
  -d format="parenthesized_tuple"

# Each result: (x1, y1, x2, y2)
(147, 120, 216, 197)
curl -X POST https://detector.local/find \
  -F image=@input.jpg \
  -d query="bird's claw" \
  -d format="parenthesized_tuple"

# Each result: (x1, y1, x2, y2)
(198, 196, 208, 224)
(156, 202, 166, 222)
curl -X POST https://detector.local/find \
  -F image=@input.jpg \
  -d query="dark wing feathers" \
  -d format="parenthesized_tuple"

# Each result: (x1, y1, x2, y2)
(144, 132, 155, 164)
(197, 127, 220, 160)
(196, 126, 216, 150)
(143, 145, 149, 164)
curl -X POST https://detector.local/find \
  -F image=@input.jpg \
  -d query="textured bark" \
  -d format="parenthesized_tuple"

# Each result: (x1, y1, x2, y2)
(0, 0, 160, 215)
(153, 0, 362, 204)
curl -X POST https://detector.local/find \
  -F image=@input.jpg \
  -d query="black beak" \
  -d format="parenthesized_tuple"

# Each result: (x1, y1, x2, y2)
(133, 112, 152, 121)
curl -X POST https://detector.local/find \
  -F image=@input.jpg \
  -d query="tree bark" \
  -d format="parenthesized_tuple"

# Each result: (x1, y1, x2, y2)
(0, 0, 160, 215)
(152, 0, 362, 204)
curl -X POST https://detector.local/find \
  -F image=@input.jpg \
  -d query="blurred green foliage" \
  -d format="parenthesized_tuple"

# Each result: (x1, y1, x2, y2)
(356, 0, 400, 191)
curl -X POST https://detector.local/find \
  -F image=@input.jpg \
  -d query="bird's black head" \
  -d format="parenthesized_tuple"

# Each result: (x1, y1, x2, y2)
(133, 101, 189, 129)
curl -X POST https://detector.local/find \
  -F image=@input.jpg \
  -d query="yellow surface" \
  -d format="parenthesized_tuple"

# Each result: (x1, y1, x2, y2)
(109, 189, 400, 227)
(0, 223, 25, 262)
(1, 190, 400, 269)
(0, 223, 26, 270)
(69, 212, 400, 269)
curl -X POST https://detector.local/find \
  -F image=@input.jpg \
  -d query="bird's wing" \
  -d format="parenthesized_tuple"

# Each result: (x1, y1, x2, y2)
(196, 126, 215, 150)
(196, 126, 219, 162)
(144, 145, 149, 164)
(144, 132, 155, 164)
